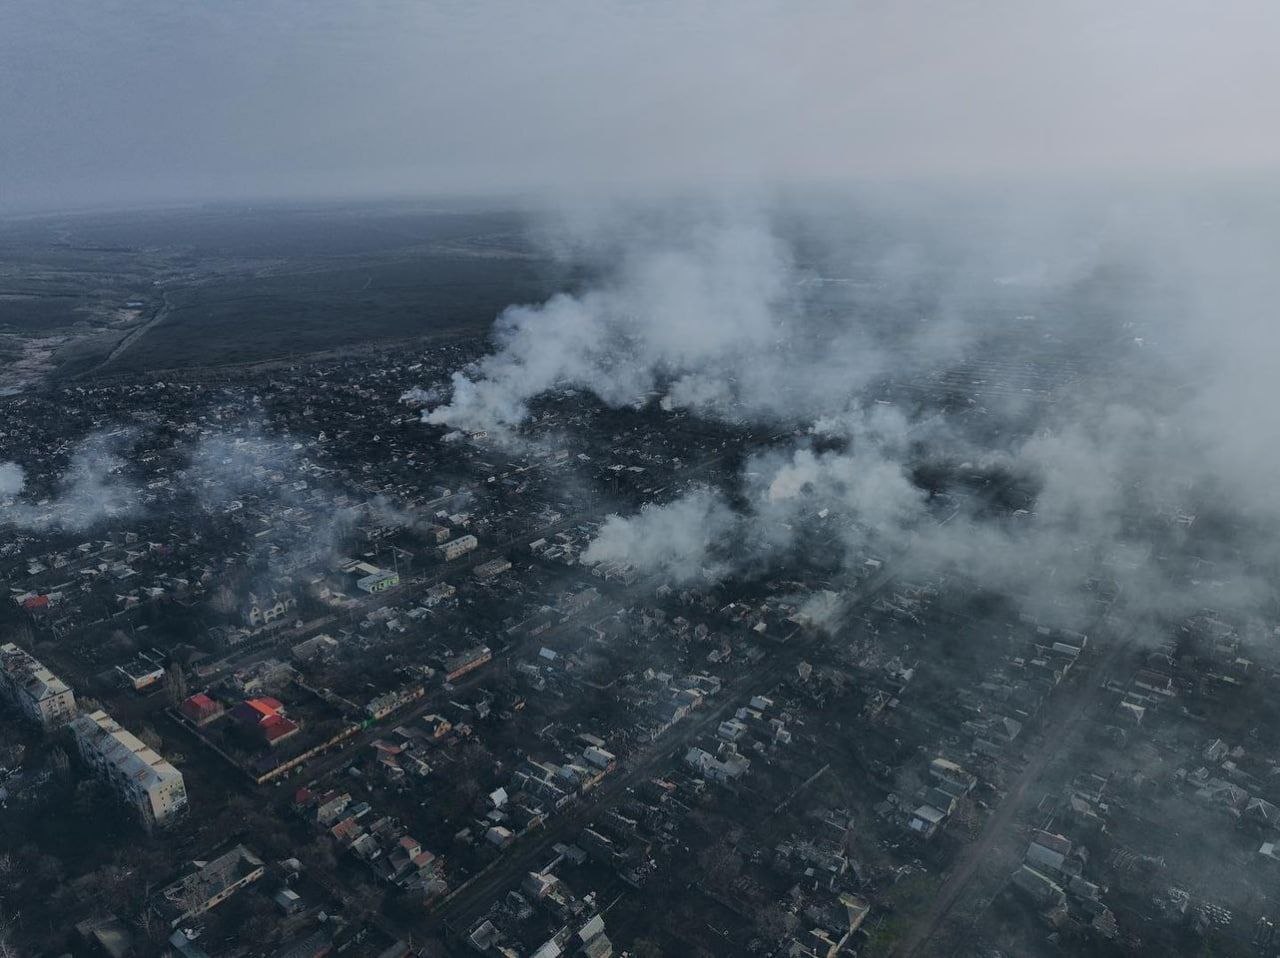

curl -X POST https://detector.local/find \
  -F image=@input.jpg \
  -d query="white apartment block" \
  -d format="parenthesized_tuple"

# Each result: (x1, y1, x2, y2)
(439, 534, 478, 561)
(70, 709, 188, 830)
(0, 642, 76, 727)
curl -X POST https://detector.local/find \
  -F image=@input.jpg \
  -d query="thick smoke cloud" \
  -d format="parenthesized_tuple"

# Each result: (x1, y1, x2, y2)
(582, 488, 737, 585)
(425, 191, 1280, 649)
(428, 214, 802, 434)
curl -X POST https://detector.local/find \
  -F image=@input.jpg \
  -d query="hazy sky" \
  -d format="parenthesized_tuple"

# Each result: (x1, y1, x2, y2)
(2, 1, 1277, 212)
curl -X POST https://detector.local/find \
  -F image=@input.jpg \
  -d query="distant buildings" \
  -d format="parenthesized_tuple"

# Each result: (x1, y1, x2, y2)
(366, 684, 424, 720)
(358, 569, 400, 593)
(70, 709, 188, 830)
(291, 632, 339, 663)
(245, 590, 297, 628)
(439, 534, 478, 561)
(929, 757, 977, 795)
(1010, 864, 1067, 909)
(343, 560, 399, 593)
(0, 642, 76, 727)
(473, 557, 512, 581)
(445, 645, 492, 683)
(685, 745, 751, 783)
(424, 581, 456, 606)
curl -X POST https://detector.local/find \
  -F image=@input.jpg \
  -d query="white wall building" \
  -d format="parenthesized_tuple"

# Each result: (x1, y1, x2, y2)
(439, 534, 478, 561)
(0, 643, 76, 727)
(70, 709, 187, 830)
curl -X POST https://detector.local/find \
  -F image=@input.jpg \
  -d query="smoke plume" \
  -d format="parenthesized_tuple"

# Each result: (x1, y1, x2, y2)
(427, 189, 1280, 650)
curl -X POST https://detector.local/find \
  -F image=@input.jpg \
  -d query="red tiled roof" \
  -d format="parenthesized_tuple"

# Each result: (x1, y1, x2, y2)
(245, 696, 284, 718)
(179, 692, 220, 720)
(261, 714, 299, 741)
(330, 817, 361, 842)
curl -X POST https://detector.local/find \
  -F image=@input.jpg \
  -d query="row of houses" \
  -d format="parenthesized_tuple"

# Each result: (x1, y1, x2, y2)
(302, 788, 448, 897)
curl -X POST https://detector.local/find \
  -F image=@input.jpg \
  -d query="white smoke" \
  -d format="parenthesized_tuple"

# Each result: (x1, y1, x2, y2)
(400, 386, 443, 406)
(423, 190, 1280, 648)
(182, 433, 297, 512)
(0, 462, 24, 498)
(426, 214, 802, 435)
(794, 590, 848, 633)
(582, 488, 738, 584)
(0, 432, 141, 531)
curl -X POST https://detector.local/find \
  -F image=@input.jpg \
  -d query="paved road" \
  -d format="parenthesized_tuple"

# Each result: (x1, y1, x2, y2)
(895, 614, 1133, 958)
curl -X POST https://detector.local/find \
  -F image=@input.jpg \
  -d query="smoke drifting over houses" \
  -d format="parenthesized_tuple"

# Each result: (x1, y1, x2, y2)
(418, 191, 1280, 648)
(6, 4, 1280, 953)
(581, 487, 738, 586)
(0, 432, 140, 532)
(427, 215, 800, 434)
(0, 428, 411, 577)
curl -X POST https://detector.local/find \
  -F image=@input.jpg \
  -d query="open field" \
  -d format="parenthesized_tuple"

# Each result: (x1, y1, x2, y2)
(103, 254, 551, 373)
(0, 203, 565, 381)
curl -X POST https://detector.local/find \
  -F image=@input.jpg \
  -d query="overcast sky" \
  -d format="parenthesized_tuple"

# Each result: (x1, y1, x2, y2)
(2, 1, 1277, 212)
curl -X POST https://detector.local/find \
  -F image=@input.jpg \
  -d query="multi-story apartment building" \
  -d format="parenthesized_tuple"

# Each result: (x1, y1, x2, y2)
(0, 642, 76, 727)
(70, 709, 187, 830)
(439, 534, 478, 561)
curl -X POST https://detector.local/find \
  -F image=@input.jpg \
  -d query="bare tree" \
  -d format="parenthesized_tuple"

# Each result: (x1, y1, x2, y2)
(46, 746, 70, 780)
(138, 725, 163, 752)
(167, 662, 188, 709)
(211, 586, 238, 616)
(135, 907, 169, 951)
(0, 915, 19, 958)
